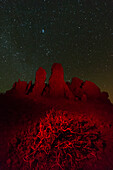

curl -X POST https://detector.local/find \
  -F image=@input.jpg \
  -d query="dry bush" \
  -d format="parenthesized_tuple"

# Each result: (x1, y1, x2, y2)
(8, 108, 105, 170)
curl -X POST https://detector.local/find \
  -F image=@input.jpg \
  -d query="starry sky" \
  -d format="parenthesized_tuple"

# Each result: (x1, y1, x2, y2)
(0, 0, 113, 102)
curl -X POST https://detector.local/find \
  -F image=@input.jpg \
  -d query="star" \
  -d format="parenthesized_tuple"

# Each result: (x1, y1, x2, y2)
(0, 0, 113, 102)
(42, 29, 45, 34)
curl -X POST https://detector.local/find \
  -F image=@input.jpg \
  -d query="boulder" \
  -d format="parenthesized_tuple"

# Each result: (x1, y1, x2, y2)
(82, 81, 101, 99)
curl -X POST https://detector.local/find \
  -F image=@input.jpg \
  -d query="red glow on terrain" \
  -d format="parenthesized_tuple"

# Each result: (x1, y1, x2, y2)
(0, 63, 113, 169)
(8, 109, 107, 169)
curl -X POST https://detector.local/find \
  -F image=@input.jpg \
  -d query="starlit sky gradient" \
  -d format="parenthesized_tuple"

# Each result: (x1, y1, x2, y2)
(0, 0, 113, 102)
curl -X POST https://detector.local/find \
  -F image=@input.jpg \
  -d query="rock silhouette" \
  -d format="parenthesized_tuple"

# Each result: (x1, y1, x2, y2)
(6, 63, 111, 103)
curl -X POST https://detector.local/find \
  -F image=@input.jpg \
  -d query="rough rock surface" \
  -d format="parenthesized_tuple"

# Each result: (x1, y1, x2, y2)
(68, 78, 102, 101)
(32, 67, 46, 96)
(10, 79, 28, 95)
(26, 81, 32, 94)
(45, 63, 74, 99)
(48, 63, 65, 97)
(71, 77, 83, 90)
(100, 91, 109, 102)
(6, 63, 110, 103)
(69, 77, 84, 99)
(82, 81, 101, 99)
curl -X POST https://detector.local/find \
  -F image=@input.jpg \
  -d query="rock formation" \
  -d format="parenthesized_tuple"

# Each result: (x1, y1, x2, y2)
(48, 63, 65, 97)
(82, 81, 101, 99)
(6, 63, 110, 103)
(44, 63, 74, 99)
(68, 77, 84, 99)
(100, 91, 109, 102)
(26, 81, 32, 94)
(68, 78, 101, 101)
(32, 67, 46, 96)
(9, 79, 28, 95)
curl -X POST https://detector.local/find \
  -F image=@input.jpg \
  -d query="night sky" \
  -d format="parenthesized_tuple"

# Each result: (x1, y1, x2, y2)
(0, 0, 113, 102)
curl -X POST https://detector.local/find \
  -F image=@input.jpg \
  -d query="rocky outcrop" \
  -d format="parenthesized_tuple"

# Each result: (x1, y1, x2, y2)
(6, 63, 111, 103)
(49, 63, 65, 97)
(82, 81, 101, 99)
(68, 77, 84, 99)
(71, 77, 83, 91)
(32, 67, 46, 96)
(10, 79, 28, 95)
(44, 63, 74, 99)
(68, 78, 102, 101)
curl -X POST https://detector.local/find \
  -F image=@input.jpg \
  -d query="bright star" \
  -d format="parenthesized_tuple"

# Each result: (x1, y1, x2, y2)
(42, 29, 45, 33)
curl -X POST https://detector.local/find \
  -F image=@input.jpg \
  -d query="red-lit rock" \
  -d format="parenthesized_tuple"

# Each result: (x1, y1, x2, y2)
(42, 84, 49, 96)
(71, 77, 83, 90)
(68, 77, 84, 99)
(66, 81, 71, 88)
(5, 63, 111, 103)
(100, 91, 109, 101)
(81, 94, 87, 102)
(26, 81, 32, 94)
(1, 63, 113, 170)
(32, 67, 46, 96)
(64, 84, 75, 100)
(44, 63, 74, 99)
(82, 81, 101, 99)
(48, 63, 65, 97)
(11, 79, 27, 95)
